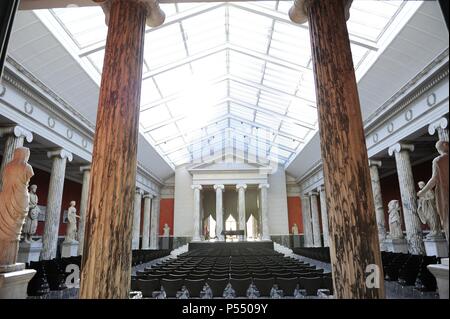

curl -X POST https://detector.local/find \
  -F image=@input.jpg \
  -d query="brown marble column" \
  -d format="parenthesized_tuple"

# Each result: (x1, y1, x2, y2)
(79, 0, 157, 299)
(290, 0, 384, 298)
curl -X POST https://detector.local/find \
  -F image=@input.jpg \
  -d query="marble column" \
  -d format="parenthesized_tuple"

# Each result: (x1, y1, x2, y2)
(369, 160, 387, 250)
(389, 143, 425, 255)
(259, 184, 270, 241)
(132, 189, 143, 250)
(149, 196, 160, 249)
(214, 184, 225, 241)
(192, 185, 202, 241)
(429, 118, 449, 142)
(301, 195, 314, 247)
(309, 191, 322, 247)
(236, 184, 247, 238)
(77, 165, 91, 256)
(141, 194, 152, 249)
(318, 186, 329, 247)
(41, 149, 73, 260)
(0, 126, 33, 190)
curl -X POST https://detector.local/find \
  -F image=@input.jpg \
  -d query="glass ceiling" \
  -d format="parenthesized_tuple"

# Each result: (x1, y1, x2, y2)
(39, 0, 406, 168)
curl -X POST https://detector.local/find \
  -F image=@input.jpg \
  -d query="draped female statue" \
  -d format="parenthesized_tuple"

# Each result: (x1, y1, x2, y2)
(0, 147, 34, 267)
(388, 200, 403, 239)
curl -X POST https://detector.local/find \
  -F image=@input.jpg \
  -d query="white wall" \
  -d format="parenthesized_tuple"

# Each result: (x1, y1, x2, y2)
(173, 165, 194, 237)
(267, 164, 289, 235)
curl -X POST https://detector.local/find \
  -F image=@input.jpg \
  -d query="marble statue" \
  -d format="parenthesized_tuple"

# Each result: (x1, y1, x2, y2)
(177, 285, 190, 299)
(270, 284, 283, 299)
(64, 201, 80, 243)
(0, 147, 34, 267)
(163, 223, 170, 237)
(388, 200, 403, 239)
(292, 223, 299, 235)
(246, 283, 260, 299)
(417, 181, 442, 239)
(22, 184, 40, 243)
(417, 140, 449, 244)
(223, 283, 236, 298)
(201, 283, 213, 299)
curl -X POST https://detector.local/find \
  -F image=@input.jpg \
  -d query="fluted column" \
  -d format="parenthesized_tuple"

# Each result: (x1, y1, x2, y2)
(41, 149, 73, 260)
(192, 185, 202, 241)
(317, 186, 329, 247)
(236, 184, 247, 238)
(301, 195, 314, 247)
(389, 143, 425, 254)
(0, 126, 33, 190)
(141, 194, 152, 249)
(259, 183, 270, 241)
(132, 189, 143, 250)
(429, 118, 449, 142)
(77, 165, 91, 256)
(309, 191, 322, 247)
(149, 195, 160, 249)
(369, 160, 387, 250)
(214, 184, 225, 241)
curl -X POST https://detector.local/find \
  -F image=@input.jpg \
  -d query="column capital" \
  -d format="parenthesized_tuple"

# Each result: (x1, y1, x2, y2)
(214, 184, 225, 191)
(309, 191, 319, 197)
(143, 193, 154, 199)
(317, 185, 325, 193)
(289, 0, 352, 25)
(388, 143, 414, 156)
(0, 125, 33, 143)
(100, 0, 165, 28)
(236, 184, 247, 191)
(428, 117, 448, 136)
(191, 184, 203, 191)
(80, 165, 91, 173)
(258, 183, 270, 189)
(47, 149, 73, 162)
(368, 160, 382, 168)
(135, 188, 144, 196)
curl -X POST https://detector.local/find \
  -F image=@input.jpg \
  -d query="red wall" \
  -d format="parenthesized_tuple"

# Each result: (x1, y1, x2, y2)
(287, 197, 303, 234)
(30, 167, 82, 236)
(159, 198, 174, 236)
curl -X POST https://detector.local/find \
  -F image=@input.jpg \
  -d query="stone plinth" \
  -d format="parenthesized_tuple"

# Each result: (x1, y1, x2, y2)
(61, 241, 79, 258)
(0, 263, 36, 299)
(17, 241, 43, 263)
(384, 238, 409, 253)
(161, 237, 170, 250)
(428, 258, 449, 299)
(424, 238, 449, 258)
(293, 235, 301, 248)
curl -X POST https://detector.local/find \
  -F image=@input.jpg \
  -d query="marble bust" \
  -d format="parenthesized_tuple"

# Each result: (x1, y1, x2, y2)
(0, 147, 34, 267)
(417, 181, 442, 239)
(417, 140, 449, 244)
(22, 184, 40, 243)
(64, 201, 80, 243)
(163, 223, 170, 237)
(292, 223, 299, 235)
(388, 200, 403, 239)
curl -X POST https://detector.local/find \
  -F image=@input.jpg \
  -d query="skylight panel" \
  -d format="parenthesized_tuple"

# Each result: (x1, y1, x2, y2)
(141, 105, 171, 129)
(255, 112, 281, 129)
(230, 104, 255, 121)
(153, 64, 191, 96)
(280, 122, 311, 139)
(140, 79, 162, 107)
(159, 137, 185, 153)
(274, 135, 300, 150)
(150, 123, 179, 142)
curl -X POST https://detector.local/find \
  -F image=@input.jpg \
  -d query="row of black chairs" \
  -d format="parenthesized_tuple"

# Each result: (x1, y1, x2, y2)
(293, 247, 331, 263)
(132, 249, 170, 266)
(178, 247, 282, 257)
(382, 251, 439, 291)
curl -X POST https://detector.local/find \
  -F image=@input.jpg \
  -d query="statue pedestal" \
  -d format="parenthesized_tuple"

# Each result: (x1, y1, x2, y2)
(61, 241, 79, 258)
(428, 258, 449, 299)
(384, 238, 409, 253)
(424, 237, 448, 258)
(0, 263, 36, 299)
(293, 235, 301, 248)
(17, 240, 43, 263)
(161, 237, 170, 250)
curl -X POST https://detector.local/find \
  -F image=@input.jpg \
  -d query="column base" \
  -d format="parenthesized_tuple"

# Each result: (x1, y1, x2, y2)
(17, 240, 43, 263)
(424, 237, 449, 258)
(0, 263, 36, 299)
(427, 258, 449, 299)
(384, 238, 409, 253)
(61, 241, 79, 258)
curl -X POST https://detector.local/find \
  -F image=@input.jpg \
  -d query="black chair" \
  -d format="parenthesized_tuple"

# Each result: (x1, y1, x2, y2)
(161, 279, 184, 298)
(185, 279, 205, 298)
(253, 278, 275, 297)
(230, 278, 252, 297)
(230, 273, 251, 279)
(277, 277, 298, 296)
(299, 277, 322, 296)
(131, 278, 139, 291)
(321, 276, 334, 295)
(207, 278, 229, 298)
(138, 279, 160, 298)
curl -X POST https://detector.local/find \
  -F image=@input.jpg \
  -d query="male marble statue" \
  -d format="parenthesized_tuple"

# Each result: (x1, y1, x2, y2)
(417, 181, 442, 239)
(292, 223, 299, 235)
(64, 201, 80, 243)
(388, 200, 403, 239)
(0, 147, 34, 267)
(22, 184, 40, 243)
(163, 223, 170, 237)
(417, 141, 449, 244)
